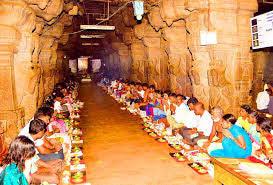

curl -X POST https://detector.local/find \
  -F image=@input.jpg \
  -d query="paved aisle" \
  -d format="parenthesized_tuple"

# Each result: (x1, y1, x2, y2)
(79, 83, 212, 185)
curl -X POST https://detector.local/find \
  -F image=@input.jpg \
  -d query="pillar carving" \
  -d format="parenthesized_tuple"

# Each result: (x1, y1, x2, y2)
(186, 0, 258, 113)
(0, 25, 24, 144)
(163, 20, 192, 96)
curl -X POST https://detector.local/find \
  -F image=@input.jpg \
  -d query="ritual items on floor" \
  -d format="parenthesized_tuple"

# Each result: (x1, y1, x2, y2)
(155, 137, 167, 143)
(188, 163, 208, 174)
(42, 81, 89, 185)
(101, 82, 214, 176)
(99, 79, 273, 180)
(169, 152, 186, 162)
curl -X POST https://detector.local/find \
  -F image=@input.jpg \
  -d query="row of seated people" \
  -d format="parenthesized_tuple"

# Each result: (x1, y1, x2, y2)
(100, 78, 273, 169)
(0, 78, 80, 184)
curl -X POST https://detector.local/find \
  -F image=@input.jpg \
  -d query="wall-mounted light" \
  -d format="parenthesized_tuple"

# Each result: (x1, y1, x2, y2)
(82, 43, 100, 46)
(133, 1, 144, 21)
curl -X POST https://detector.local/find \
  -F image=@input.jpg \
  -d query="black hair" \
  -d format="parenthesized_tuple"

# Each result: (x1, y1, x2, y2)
(257, 117, 272, 133)
(1, 136, 35, 171)
(163, 90, 171, 95)
(268, 81, 273, 87)
(169, 93, 177, 97)
(249, 110, 259, 119)
(176, 94, 187, 100)
(187, 97, 198, 106)
(44, 99, 54, 108)
(266, 88, 273, 96)
(240, 104, 252, 114)
(34, 107, 54, 119)
(29, 119, 47, 135)
(54, 91, 64, 99)
(155, 90, 161, 94)
(223, 114, 237, 125)
(149, 85, 155, 89)
(142, 83, 148, 87)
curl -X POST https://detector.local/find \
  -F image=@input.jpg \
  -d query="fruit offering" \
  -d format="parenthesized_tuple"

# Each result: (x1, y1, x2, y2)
(169, 152, 186, 162)
(188, 163, 208, 175)
(73, 136, 81, 141)
(170, 144, 182, 151)
(71, 156, 81, 165)
(72, 146, 82, 153)
(143, 128, 151, 132)
(143, 123, 150, 128)
(148, 132, 157, 137)
(71, 171, 85, 183)
(156, 138, 166, 143)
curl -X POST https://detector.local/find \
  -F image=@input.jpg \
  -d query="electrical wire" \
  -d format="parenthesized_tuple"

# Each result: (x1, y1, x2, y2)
(63, 0, 134, 35)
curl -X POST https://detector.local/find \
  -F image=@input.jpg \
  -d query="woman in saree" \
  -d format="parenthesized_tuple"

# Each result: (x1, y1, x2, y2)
(209, 114, 252, 158)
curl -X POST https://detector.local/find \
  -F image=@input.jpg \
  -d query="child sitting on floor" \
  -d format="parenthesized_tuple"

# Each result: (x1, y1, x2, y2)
(236, 104, 252, 132)
(0, 136, 36, 184)
(249, 117, 273, 169)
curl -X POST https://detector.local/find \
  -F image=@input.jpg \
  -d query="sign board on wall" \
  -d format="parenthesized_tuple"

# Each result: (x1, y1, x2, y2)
(200, 31, 217, 45)
(251, 10, 273, 49)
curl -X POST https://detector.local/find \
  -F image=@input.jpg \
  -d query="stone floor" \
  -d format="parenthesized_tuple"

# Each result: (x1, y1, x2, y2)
(79, 83, 212, 185)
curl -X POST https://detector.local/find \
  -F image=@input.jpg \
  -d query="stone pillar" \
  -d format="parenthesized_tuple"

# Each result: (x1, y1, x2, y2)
(163, 20, 192, 96)
(112, 42, 132, 80)
(39, 36, 55, 97)
(186, 0, 258, 113)
(144, 25, 168, 89)
(0, 25, 25, 144)
(108, 52, 121, 79)
(130, 38, 146, 82)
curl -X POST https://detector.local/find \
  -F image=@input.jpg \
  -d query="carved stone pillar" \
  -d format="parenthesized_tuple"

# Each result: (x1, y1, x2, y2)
(163, 20, 192, 96)
(186, 1, 257, 113)
(130, 38, 146, 82)
(0, 25, 25, 144)
(143, 25, 168, 90)
(112, 42, 132, 80)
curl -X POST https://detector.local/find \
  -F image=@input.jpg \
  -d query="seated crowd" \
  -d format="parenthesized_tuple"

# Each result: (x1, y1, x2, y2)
(100, 78, 273, 169)
(0, 78, 80, 184)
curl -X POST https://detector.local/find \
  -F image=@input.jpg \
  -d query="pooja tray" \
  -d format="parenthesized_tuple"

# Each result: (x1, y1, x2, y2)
(142, 123, 151, 128)
(168, 144, 183, 151)
(188, 162, 208, 175)
(147, 132, 158, 138)
(169, 152, 187, 162)
(155, 137, 167, 143)
(70, 170, 87, 184)
(143, 127, 152, 133)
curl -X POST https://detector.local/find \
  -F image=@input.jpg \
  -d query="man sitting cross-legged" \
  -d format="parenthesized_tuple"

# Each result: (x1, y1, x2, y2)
(160, 94, 189, 132)
(181, 102, 213, 147)
(180, 97, 200, 129)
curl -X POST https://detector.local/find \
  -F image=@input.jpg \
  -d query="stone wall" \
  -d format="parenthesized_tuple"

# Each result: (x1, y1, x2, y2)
(104, 0, 258, 115)
(0, 0, 77, 144)
(0, 0, 265, 144)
